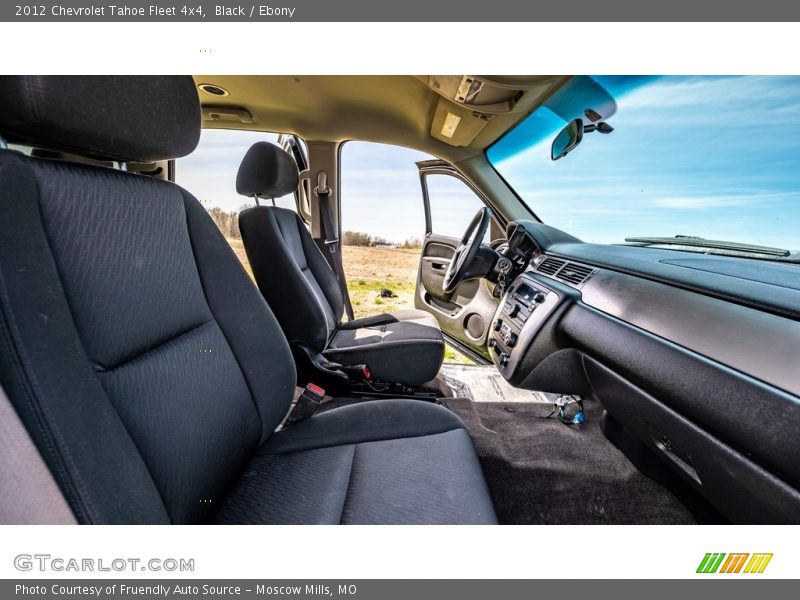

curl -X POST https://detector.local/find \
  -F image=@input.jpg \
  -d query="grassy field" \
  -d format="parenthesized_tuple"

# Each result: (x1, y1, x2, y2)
(341, 245, 420, 317)
(227, 239, 472, 364)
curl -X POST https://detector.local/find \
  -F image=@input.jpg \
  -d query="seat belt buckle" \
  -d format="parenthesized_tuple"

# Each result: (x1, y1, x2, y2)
(286, 383, 326, 425)
(324, 238, 339, 253)
(341, 364, 371, 382)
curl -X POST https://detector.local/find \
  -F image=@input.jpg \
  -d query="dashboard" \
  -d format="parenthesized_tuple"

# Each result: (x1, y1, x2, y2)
(488, 219, 800, 524)
(492, 220, 800, 396)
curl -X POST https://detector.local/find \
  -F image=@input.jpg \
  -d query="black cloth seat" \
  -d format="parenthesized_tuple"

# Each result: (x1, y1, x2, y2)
(215, 400, 495, 524)
(326, 310, 445, 384)
(0, 75, 496, 524)
(236, 142, 445, 386)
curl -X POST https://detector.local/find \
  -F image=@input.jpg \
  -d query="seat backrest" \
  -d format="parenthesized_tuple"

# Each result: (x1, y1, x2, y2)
(0, 76, 296, 524)
(237, 142, 345, 352)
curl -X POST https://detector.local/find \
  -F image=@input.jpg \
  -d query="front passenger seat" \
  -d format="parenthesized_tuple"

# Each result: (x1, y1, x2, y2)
(237, 142, 445, 386)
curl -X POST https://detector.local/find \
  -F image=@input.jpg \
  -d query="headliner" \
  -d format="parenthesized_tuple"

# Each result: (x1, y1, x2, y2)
(192, 75, 568, 163)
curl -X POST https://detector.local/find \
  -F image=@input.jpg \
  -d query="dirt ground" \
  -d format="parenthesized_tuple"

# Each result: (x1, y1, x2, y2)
(341, 245, 421, 317)
(341, 245, 421, 284)
(227, 238, 253, 277)
(226, 239, 471, 363)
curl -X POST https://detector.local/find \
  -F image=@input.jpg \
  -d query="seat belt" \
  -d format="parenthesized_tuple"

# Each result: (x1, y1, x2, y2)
(314, 171, 355, 321)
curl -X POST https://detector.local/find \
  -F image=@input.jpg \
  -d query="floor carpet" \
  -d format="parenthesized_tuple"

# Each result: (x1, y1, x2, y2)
(441, 396, 697, 525)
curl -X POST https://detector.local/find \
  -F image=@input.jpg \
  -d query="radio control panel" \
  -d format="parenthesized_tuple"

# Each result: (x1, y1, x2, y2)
(489, 275, 561, 379)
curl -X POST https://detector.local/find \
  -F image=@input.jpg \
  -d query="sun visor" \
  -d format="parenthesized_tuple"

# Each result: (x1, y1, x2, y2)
(430, 100, 493, 146)
(426, 75, 556, 147)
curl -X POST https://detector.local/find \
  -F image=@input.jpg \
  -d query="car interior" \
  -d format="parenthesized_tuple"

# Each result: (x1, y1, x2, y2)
(0, 75, 798, 525)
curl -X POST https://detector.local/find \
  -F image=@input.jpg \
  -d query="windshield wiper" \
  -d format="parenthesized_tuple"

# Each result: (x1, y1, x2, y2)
(624, 235, 791, 258)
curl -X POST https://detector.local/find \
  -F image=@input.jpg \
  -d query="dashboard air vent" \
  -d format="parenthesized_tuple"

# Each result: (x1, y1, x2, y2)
(556, 263, 594, 285)
(537, 257, 565, 276)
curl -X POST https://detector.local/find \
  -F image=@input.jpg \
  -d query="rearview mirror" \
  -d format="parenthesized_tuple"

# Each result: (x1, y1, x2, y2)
(551, 118, 584, 161)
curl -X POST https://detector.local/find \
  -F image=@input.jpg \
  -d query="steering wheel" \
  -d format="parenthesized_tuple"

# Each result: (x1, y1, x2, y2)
(443, 207, 492, 294)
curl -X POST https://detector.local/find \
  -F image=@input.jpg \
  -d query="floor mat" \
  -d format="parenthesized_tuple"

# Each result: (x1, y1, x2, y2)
(442, 397, 696, 524)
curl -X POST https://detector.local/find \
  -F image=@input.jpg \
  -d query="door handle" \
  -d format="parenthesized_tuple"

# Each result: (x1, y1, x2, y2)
(422, 256, 452, 271)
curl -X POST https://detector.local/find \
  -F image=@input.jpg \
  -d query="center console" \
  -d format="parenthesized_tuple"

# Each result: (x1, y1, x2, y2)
(489, 274, 562, 380)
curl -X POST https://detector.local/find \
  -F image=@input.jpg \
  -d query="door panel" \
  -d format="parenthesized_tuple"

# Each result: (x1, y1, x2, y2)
(419, 240, 455, 301)
(415, 233, 498, 361)
(413, 161, 503, 361)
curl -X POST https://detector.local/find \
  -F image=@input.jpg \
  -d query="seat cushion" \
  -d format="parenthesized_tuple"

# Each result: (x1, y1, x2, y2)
(324, 310, 445, 385)
(213, 400, 497, 525)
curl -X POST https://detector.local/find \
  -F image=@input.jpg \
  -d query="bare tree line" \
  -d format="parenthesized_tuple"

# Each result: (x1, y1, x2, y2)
(205, 206, 421, 250)
(343, 231, 422, 249)
(207, 206, 245, 239)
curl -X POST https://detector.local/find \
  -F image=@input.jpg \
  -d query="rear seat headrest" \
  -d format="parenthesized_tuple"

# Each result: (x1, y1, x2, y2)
(236, 141, 299, 199)
(0, 76, 201, 163)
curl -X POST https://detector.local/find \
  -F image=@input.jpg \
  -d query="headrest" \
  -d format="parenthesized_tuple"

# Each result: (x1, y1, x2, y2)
(236, 142, 299, 199)
(0, 76, 201, 162)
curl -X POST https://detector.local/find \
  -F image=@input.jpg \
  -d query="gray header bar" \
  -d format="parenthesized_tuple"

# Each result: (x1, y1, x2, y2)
(3, 0, 800, 22)
(2, 579, 797, 600)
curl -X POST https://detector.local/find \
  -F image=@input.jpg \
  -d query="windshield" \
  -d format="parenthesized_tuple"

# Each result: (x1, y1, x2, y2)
(487, 76, 800, 261)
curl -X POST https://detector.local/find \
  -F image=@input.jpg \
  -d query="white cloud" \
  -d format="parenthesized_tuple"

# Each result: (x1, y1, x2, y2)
(653, 192, 795, 210)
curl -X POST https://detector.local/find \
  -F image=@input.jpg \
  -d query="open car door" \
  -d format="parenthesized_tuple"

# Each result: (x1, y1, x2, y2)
(414, 160, 503, 362)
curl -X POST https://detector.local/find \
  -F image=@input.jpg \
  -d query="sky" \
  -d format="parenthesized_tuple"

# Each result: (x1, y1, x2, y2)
(177, 130, 481, 243)
(176, 130, 298, 212)
(489, 75, 800, 254)
(178, 76, 800, 254)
